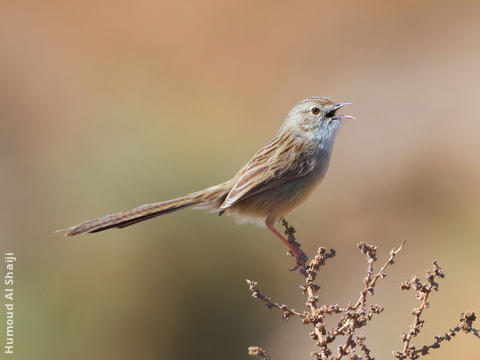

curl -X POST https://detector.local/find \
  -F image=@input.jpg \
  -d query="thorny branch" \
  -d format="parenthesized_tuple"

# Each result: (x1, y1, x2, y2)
(353, 241, 404, 310)
(247, 221, 478, 360)
(248, 346, 270, 360)
(393, 263, 477, 359)
(246, 279, 302, 319)
(405, 312, 477, 358)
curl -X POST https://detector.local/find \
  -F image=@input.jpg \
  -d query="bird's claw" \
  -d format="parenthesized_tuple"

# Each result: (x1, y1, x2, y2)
(288, 263, 300, 271)
(288, 252, 308, 272)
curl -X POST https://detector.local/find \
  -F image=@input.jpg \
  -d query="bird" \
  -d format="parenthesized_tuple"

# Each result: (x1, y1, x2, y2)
(63, 97, 354, 268)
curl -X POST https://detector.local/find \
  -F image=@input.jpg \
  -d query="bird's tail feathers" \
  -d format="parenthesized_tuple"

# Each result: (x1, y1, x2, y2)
(63, 184, 228, 236)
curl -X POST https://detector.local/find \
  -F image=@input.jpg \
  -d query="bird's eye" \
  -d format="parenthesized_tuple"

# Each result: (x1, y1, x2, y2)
(311, 107, 320, 115)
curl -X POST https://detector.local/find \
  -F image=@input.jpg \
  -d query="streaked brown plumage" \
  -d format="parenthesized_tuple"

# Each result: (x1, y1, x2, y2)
(63, 97, 354, 267)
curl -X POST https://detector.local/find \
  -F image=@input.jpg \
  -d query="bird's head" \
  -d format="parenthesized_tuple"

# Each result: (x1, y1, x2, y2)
(280, 97, 355, 140)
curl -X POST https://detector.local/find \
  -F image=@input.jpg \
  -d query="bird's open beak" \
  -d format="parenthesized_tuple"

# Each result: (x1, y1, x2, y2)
(331, 102, 356, 120)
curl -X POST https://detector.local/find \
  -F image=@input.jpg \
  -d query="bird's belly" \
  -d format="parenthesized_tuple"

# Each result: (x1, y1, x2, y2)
(227, 170, 324, 226)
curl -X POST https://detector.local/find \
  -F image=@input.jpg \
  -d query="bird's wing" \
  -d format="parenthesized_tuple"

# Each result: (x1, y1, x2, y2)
(220, 131, 315, 209)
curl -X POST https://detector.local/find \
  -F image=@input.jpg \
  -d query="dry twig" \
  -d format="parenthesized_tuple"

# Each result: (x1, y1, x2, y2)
(247, 221, 478, 360)
(248, 346, 270, 360)
(393, 263, 478, 359)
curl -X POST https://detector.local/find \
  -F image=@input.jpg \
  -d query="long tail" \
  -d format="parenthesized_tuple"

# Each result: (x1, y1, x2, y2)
(64, 184, 228, 236)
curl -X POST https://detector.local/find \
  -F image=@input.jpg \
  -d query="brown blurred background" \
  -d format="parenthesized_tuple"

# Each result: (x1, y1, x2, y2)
(1, 0, 479, 359)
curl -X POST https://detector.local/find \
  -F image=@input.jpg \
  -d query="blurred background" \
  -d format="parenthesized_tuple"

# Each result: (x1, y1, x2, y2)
(1, 0, 479, 359)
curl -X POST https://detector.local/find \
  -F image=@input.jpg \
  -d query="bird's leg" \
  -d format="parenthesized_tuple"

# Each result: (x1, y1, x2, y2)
(266, 222, 308, 271)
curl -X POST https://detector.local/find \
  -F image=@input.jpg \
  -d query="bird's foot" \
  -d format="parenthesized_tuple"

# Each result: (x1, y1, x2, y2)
(288, 249, 308, 273)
